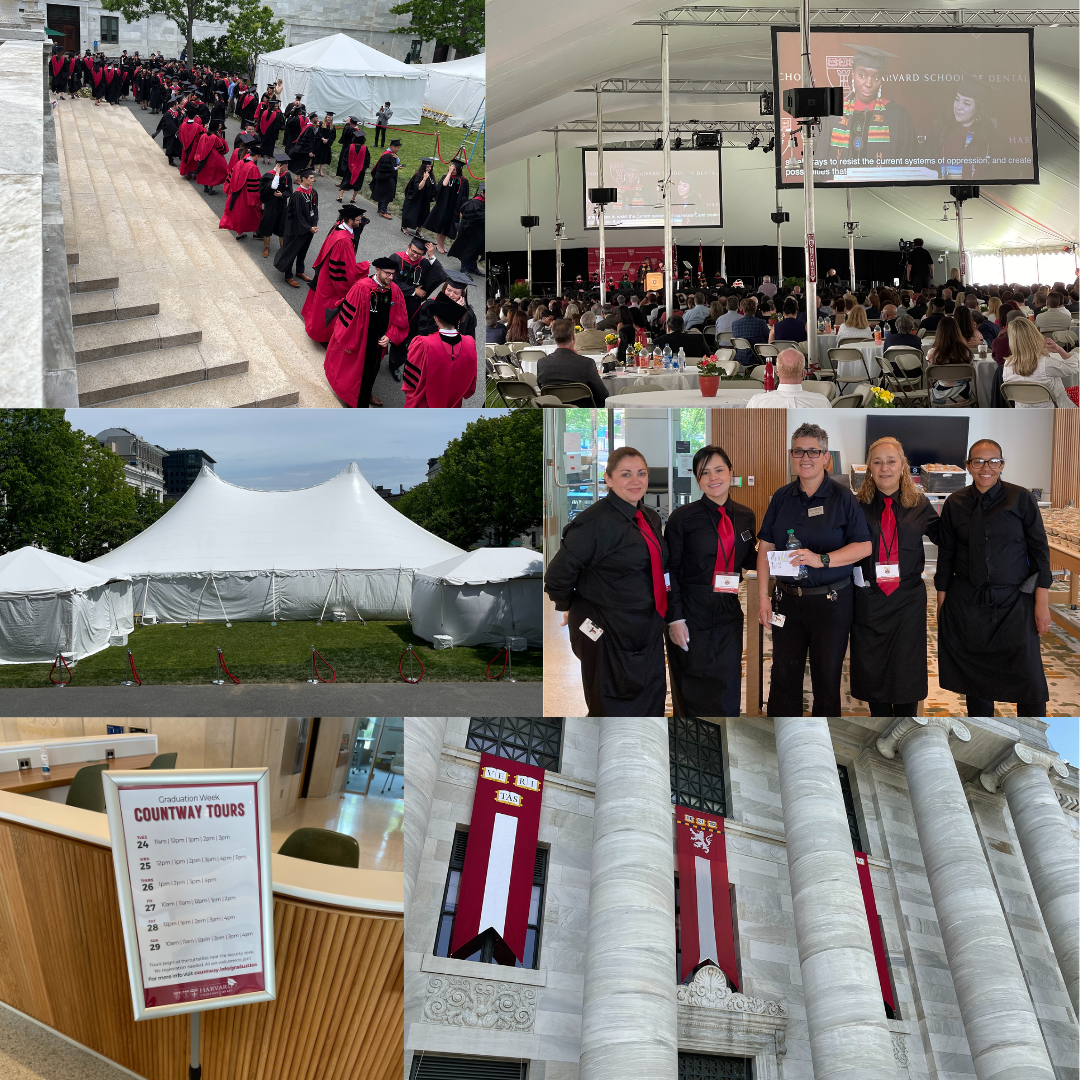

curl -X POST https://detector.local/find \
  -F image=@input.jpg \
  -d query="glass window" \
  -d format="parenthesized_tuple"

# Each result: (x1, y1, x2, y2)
(837, 764, 863, 852)
(100, 15, 118, 42)
(466, 717, 562, 773)
(670, 718, 726, 816)
(678, 1053, 752, 1080)
(411, 1057, 527, 1080)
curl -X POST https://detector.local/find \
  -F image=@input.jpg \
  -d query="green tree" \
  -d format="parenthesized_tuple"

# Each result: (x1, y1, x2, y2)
(224, 0, 284, 76)
(99, 0, 232, 72)
(0, 410, 171, 562)
(395, 412, 541, 549)
(388, 0, 483, 59)
(192, 33, 234, 71)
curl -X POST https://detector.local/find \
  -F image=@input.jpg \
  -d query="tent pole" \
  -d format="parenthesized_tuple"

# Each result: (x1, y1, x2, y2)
(554, 127, 563, 300)
(846, 188, 856, 290)
(661, 27, 673, 320)
(800, 0, 818, 366)
(210, 575, 230, 624)
(526, 158, 533, 294)
(319, 573, 336, 622)
(596, 82, 606, 307)
(194, 575, 211, 623)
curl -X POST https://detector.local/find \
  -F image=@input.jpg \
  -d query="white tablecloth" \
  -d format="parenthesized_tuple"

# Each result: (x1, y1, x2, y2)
(816, 337, 883, 380)
(604, 388, 761, 408)
(972, 355, 1079, 407)
(604, 371, 696, 390)
(520, 353, 606, 376)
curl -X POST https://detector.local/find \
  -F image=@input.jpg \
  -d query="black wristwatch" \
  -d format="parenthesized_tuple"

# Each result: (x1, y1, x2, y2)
(821, 552, 831, 568)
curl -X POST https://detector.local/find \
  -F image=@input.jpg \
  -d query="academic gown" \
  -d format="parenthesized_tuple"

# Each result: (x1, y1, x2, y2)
(663, 495, 758, 718)
(424, 174, 469, 237)
(401, 171, 435, 230)
(339, 143, 369, 192)
(415, 294, 476, 340)
(50, 55, 65, 93)
(849, 492, 941, 707)
(369, 149, 400, 206)
(177, 118, 204, 176)
(218, 156, 263, 234)
(323, 277, 409, 406)
(545, 493, 668, 717)
(402, 330, 477, 408)
(256, 170, 293, 238)
(258, 108, 283, 158)
(193, 131, 229, 187)
(92, 65, 105, 99)
(161, 110, 182, 160)
(288, 123, 315, 171)
(934, 479, 1052, 704)
(302, 227, 366, 342)
(335, 127, 355, 178)
(148, 76, 163, 111)
(313, 124, 336, 165)
(447, 193, 485, 267)
(105, 68, 121, 104)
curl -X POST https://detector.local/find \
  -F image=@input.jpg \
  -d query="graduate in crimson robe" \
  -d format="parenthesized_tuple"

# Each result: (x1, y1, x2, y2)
(402, 293, 477, 408)
(193, 120, 229, 193)
(258, 100, 283, 162)
(337, 137, 369, 203)
(50, 54, 65, 94)
(218, 136, 263, 238)
(302, 205, 370, 343)
(177, 110, 205, 176)
(324, 258, 409, 408)
(91, 62, 105, 103)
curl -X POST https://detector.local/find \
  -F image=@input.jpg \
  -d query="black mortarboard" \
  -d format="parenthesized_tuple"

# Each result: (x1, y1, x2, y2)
(325, 111, 334, 116)
(239, 132, 258, 145)
(845, 43, 898, 71)
(389, 139, 402, 147)
(429, 292, 464, 325)
(420, 157, 433, 164)
(338, 204, 365, 219)
(443, 270, 472, 287)
(450, 157, 465, 166)
(297, 166, 315, 177)
(273, 150, 290, 163)
(477, 182, 485, 193)
(406, 232, 427, 249)
(372, 256, 398, 270)
(347, 115, 359, 123)
(294, 93, 303, 99)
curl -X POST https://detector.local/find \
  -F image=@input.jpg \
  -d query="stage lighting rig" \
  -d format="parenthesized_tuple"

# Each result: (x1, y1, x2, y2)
(747, 136, 760, 150)
(762, 137, 774, 153)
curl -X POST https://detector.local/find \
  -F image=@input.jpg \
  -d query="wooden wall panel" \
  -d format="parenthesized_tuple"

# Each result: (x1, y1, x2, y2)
(1051, 409, 1080, 509)
(0, 820, 402, 1080)
(709, 410, 789, 523)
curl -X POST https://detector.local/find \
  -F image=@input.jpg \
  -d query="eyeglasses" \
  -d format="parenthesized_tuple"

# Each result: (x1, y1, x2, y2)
(790, 448, 825, 459)
(967, 458, 1005, 468)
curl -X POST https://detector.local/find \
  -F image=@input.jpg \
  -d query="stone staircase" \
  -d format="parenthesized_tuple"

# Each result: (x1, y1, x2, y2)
(56, 99, 341, 407)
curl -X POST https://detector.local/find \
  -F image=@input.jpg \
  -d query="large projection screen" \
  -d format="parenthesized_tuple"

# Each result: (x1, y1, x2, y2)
(583, 148, 723, 229)
(772, 28, 1038, 188)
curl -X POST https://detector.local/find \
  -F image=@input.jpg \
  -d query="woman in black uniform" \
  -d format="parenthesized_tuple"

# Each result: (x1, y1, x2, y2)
(756, 423, 873, 717)
(545, 446, 669, 717)
(665, 445, 757, 717)
(850, 437, 941, 716)
(935, 438, 1052, 717)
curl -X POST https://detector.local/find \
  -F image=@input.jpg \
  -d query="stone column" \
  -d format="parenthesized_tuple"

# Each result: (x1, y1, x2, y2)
(774, 718, 896, 1080)
(579, 718, 677, 1080)
(877, 718, 1055, 1080)
(980, 740, 1078, 1015)
(403, 716, 450, 923)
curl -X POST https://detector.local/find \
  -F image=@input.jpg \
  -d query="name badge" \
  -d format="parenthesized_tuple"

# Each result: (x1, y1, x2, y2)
(770, 612, 787, 628)
(876, 563, 900, 580)
(664, 571, 671, 591)
(740, 529, 752, 542)
(714, 573, 740, 593)
(808, 505, 825, 517)
(579, 618, 604, 641)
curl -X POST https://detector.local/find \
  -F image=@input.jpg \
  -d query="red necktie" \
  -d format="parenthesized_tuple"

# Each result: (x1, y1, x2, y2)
(713, 504, 736, 581)
(877, 496, 900, 596)
(635, 510, 668, 618)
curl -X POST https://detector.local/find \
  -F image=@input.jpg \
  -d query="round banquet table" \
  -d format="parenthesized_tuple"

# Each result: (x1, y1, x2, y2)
(603, 370, 698, 390)
(604, 388, 762, 408)
(972, 353, 1080, 407)
(519, 353, 607, 376)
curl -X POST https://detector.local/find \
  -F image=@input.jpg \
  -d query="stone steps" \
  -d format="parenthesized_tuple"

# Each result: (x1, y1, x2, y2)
(54, 99, 334, 407)
(73, 312, 202, 365)
(67, 260, 119, 293)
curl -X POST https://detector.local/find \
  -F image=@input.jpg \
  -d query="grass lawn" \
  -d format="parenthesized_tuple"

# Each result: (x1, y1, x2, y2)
(326, 118, 484, 221)
(0, 622, 540, 687)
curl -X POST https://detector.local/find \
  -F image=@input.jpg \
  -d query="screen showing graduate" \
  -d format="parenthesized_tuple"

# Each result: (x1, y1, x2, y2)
(772, 28, 1038, 187)
(582, 149, 723, 228)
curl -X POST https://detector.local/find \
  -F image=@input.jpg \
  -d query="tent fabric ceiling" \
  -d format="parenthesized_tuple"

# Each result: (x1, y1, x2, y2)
(486, 2, 1079, 254)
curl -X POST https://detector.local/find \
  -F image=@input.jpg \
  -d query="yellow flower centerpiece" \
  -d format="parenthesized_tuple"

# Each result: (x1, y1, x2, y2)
(868, 386, 896, 408)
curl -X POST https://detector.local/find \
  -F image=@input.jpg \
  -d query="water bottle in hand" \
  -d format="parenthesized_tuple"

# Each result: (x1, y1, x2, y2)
(787, 529, 808, 580)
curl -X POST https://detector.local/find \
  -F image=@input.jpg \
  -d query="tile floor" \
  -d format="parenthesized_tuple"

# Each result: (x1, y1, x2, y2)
(0, 1005, 138, 1080)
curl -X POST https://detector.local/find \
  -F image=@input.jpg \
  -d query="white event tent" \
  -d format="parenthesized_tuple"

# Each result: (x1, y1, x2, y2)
(88, 464, 463, 624)
(411, 548, 543, 648)
(413, 53, 485, 128)
(0, 547, 133, 664)
(256, 35, 426, 126)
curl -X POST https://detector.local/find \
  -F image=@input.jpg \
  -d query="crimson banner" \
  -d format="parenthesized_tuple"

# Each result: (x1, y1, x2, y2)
(586, 246, 666, 282)
(676, 806, 738, 988)
(451, 753, 545, 965)
(855, 851, 895, 1010)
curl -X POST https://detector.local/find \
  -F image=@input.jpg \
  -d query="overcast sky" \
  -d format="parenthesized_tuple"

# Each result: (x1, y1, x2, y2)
(67, 409, 504, 490)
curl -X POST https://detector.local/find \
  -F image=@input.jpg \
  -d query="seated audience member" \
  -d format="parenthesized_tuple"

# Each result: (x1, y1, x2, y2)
(486, 310, 508, 344)
(971, 309, 998, 344)
(537, 318, 609, 405)
(1001, 316, 1078, 408)
(920, 298, 947, 332)
(730, 297, 770, 368)
(506, 308, 529, 344)
(882, 313, 921, 352)
(836, 304, 872, 344)
(683, 292, 711, 329)
(992, 308, 1030, 364)
(925, 316, 976, 405)
(831, 297, 847, 326)
(769, 297, 808, 343)
(864, 292, 881, 320)
(941, 287, 956, 315)
(745, 349, 821, 408)
(878, 304, 898, 335)
(1035, 291, 1072, 332)
(655, 314, 708, 358)
(574, 311, 610, 353)
(714, 295, 741, 335)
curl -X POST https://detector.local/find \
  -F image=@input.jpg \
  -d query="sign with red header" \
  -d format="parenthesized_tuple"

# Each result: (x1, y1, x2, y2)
(451, 753, 545, 966)
(855, 851, 895, 1010)
(676, 806, 738, 988)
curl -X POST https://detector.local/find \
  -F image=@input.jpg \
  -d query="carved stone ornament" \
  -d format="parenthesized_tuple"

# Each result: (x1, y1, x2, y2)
(676, 964, 789, 1017)
(422, 975, 536, 1030)
(892, 1031, 909, 1067)
(876, 717, 970, 759)
(980, 741, 1070, 792)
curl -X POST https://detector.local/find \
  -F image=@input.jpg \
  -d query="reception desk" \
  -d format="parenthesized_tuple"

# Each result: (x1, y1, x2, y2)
(0, 785, 403, 1080)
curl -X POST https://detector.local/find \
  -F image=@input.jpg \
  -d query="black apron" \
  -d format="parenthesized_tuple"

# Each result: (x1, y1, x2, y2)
(666, 587, 742, 717)
(850, 573, 928, 703)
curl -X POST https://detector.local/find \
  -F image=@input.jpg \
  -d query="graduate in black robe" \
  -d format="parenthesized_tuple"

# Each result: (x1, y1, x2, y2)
(447, 184, 484, 274)
(369, 139, 402, 217)
(423, 159, 469, 251)
(273, 167, 319, 286)
(257, 100, 284, 163)
(148, 73, 163, 112)
(255, 151, 293, 258)
(335, 118, 359, 180)
(849, 439, 941, 716)
(934, 439, 1052, 717)
(288, 120, 316, 175)
(313, 114, 336, 173)
(664, 447, 758, 719)
(414, 270, 477, 339)
(401, 158, 435, 235)
(155, 105, 182, 165)
(545, 449, 669, 717)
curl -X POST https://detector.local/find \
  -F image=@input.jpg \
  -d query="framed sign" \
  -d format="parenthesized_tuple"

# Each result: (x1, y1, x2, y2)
(102, 768, 277, 1021)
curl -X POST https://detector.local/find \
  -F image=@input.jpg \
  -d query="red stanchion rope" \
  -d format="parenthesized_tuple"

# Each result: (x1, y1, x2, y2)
(398, 645, 425, 684)
(373, 125, 485, 181)
(485, 647, 510, 681)
(127, 649, 142, 686)
(312, 648, 337, 683)
(217, 647, 241, 684)
(49, 653, 72, 685)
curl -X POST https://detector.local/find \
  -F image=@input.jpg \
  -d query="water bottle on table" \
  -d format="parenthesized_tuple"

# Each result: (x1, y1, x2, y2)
(662, 344, 672, 370)
(677, 347, 686, 372)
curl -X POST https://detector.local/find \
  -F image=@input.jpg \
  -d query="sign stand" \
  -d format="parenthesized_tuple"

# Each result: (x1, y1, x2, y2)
(190, 1012, 201, 1080)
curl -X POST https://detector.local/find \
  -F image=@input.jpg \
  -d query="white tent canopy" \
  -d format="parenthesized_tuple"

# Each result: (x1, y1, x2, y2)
(89, 464, 463, 623)
(413, 53, 485, 128)
(411, 548, 543, 649)
(256, 34, 427, 126)
(0, 547, 133, 664)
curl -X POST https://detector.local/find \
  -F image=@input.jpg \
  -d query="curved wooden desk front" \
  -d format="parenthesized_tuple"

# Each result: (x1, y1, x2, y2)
(0, 790, 403, 1080)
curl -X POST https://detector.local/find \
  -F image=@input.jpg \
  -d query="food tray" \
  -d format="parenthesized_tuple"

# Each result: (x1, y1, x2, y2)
(918, 465, 967, 493)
